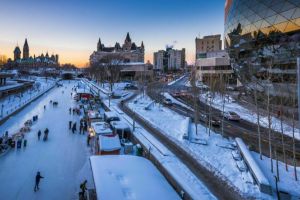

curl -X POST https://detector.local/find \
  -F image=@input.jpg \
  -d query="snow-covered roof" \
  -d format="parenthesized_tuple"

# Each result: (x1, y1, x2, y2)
(76, 88, 92, 94)
(91, 122, 112, 135)
(90, 155, 180, 200)
(110, 120, 130, 131)
(104, 111, 119, 120)
(88, 110, 101, 119)
(98, 134, 121, 151)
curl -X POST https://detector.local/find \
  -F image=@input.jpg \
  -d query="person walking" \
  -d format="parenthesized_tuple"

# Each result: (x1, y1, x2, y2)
(34, 171, 44, 192)
(79, 180, 87, 199)
(43, 128, 49, 141)
(79, 123, 83, 134)
(74, 122, 77, 131)
(72, 123, 76, 134)
(37, 130, 41, 140)
(69, 108, 71, 115)
(23, 139, 27, 147)
(84, 121, 88, 133)
(69, 121, 72, 130)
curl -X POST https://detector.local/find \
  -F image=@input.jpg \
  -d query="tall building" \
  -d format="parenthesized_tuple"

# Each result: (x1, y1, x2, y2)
(195, 35, 222, 59)
(90, 32, 144, 65)
(23, 39, 29, 59)
(224, 0, 300, 98)
(153, 47, 185, 71)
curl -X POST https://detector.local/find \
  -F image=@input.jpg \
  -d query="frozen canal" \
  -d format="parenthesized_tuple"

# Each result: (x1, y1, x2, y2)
(0, 80, 90, 200)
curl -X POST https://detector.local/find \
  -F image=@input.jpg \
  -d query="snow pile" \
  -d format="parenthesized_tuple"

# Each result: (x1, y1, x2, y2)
(129, 96, 188, 141)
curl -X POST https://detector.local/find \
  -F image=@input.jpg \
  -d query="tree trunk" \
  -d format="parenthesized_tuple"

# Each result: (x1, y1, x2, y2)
(254, 84, 262, 160)
(267, 89, 273, 173)
(292, 112, 298, 181)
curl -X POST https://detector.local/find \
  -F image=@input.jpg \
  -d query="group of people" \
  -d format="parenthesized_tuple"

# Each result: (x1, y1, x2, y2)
(69, 107, 80, 115)
(69, 120, 87, 134)
(37, 128, 49, 141)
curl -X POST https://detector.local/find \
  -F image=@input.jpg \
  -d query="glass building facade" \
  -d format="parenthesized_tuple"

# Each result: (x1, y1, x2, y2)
(224, 0, 300, 98)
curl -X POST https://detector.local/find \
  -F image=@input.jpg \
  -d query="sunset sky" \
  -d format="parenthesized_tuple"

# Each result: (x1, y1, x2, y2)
(0, 0, 225, 67)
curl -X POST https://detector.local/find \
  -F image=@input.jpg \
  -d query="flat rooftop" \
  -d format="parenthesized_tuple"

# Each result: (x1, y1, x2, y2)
(90, 155, 180, 200)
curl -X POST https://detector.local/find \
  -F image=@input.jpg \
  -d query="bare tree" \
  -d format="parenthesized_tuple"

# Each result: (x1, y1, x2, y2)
(191, 68, 200, 135)
(218, 72, 228, 137)
(207, 73, 218, 136)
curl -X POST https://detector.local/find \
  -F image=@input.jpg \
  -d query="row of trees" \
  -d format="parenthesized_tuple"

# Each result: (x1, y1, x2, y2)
(189, 31, 299, 182)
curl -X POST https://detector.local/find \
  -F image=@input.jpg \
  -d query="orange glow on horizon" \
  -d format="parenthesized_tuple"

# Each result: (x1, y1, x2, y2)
(1, 42, 195, 68)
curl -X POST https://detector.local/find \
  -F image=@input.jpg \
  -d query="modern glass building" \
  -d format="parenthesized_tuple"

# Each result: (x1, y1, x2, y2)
(224, 0, 300, 99)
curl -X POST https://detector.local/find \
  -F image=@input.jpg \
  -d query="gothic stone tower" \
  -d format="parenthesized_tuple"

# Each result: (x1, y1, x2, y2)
(122, 32, 132, 51)
(14, 46, 21, 61)
(23, 38, 29, 59)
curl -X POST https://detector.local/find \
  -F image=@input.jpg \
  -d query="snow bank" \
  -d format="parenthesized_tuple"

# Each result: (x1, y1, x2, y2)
(235, 138, 272, 194)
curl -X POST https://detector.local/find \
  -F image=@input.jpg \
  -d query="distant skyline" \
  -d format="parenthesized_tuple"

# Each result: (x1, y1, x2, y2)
(0, 0, 225, 67)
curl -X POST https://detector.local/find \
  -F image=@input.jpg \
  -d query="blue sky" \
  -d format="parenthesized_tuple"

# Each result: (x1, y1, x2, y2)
(0, 0, 225, 66)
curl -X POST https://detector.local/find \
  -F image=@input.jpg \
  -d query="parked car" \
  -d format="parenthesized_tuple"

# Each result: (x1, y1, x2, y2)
(223, 111, 240, 121)
(199, 113, 221, 127)
(163, 98, 173, 106)
(172, 92, 181, 97)
(124, 84, 138, 90)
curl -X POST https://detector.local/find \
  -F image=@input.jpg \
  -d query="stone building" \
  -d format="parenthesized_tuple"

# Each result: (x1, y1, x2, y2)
(90, 32, 144, 65)
(7, 39, 59, 68)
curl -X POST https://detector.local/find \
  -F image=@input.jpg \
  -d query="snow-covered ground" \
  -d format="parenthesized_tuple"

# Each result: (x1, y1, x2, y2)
(199, 92, 300, 140)
(0, 77, 57, 121)
(127, 94, 300, 199)
(84, 81, 216, 200)
(252, 153, 300, 197)
(0, 80, 93, 200)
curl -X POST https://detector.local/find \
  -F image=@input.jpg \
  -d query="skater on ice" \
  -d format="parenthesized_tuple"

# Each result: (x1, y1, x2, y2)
(37, 130, 41, 140)
(34, 171, 44, 192)
(79, 180, 87, 199)
(69, 121, 72, 129)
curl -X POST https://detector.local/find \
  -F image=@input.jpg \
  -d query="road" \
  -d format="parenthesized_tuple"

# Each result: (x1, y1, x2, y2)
(0, 80, 90, 200)
(148, 76, 300, 164)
